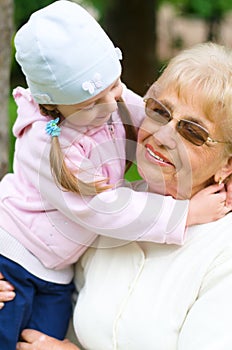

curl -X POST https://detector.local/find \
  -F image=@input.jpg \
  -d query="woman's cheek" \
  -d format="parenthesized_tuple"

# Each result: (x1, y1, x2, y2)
(138, 117, 157, 143)
(137, 126, 149, 144)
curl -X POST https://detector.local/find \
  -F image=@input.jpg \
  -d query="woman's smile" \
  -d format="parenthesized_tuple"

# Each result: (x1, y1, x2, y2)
(145, 143, 175, 167)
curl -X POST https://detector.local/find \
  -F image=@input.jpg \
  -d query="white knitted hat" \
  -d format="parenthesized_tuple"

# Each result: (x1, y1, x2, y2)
(14, 0, 122, 104)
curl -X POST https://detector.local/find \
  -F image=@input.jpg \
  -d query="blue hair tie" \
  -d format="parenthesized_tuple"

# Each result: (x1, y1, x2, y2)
(45, 117, 61, 137)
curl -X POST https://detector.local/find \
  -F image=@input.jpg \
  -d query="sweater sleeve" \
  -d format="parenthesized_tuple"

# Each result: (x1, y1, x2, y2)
(84, 187, 188, 245)
(178, 246, 232, 349)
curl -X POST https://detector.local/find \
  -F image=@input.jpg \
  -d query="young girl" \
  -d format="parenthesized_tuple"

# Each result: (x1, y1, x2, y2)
(0, 1, 229, 349)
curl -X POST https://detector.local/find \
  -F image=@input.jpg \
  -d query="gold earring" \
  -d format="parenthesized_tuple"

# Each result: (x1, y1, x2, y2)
(218, 177, 223, 185)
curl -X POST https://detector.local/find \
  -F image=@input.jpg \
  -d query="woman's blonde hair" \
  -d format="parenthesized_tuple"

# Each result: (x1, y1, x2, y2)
(148, 42, 232, 154)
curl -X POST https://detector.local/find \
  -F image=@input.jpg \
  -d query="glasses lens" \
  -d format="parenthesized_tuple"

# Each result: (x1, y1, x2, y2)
(145, 98, 171, 124)
(177, 120, 208, 146)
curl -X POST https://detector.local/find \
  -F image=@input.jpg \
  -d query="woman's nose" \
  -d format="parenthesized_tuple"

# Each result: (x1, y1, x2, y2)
(153, 121, 178, 149)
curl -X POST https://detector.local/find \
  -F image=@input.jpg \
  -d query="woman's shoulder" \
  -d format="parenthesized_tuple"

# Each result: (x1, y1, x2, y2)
(199, 212, 231, 234)
(187, 212, 232, 249)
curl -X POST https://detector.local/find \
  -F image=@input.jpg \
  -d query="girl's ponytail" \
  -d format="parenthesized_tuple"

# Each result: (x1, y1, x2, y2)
(40, 105, 112, 196)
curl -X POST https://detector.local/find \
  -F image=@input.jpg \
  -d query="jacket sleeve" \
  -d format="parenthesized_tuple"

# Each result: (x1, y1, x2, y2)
(178, 246, 232, 349)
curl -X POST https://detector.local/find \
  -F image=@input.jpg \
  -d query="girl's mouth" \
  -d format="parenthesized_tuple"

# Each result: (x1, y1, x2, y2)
(145, 144, 174, 167)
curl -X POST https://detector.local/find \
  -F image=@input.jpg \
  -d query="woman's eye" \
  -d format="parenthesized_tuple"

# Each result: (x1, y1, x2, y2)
(156, 108, 168, 118)
(150, 108, 170, 123)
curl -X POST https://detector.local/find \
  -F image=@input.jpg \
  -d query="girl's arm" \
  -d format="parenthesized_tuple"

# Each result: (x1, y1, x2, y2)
(16, 329, 79, 350)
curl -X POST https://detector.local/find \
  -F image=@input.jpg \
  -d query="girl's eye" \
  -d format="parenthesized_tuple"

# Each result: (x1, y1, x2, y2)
(112, 80, 121, 90)
(82, 103, 95, 111)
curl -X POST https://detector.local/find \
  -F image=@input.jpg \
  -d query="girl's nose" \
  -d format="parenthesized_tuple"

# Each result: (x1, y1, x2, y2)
(101, 92, 118, 104)
(100, 82, 123, 104)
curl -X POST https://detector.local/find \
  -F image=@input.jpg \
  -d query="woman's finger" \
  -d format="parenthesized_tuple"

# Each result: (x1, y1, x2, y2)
(0, 275, 15, 305)
(20, 329, 46, 343)
(16, 341, 31, 350)
(0, 291, 15, 303)
(18, 329, 80, 350)
(0, 273, 15, 291)
(0, 279, 15, 291)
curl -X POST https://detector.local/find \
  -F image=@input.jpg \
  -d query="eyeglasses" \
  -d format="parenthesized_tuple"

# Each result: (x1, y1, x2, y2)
(144, 97, 229, 147)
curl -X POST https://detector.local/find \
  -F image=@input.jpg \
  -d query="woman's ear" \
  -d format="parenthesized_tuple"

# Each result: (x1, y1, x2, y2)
(214, 156, 232, 183)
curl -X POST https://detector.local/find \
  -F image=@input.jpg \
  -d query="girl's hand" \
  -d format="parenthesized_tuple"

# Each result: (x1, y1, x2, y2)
(17, 329, 80, 350)
(187, 183, 232, 226)
(226, 176, 232, 207)
(0, 272, 16, 309)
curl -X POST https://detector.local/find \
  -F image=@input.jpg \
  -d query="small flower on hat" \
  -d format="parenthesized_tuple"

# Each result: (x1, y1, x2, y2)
(82, 73, 103, 95)
(45, 117, 61, 137)
(33, 93, 53, 104)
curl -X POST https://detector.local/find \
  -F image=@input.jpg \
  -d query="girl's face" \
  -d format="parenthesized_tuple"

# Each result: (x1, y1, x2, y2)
(137, 93, 230, 199)
(56, 78, 123, 127)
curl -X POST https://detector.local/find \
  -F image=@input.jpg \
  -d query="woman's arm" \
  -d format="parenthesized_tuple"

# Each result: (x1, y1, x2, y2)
(16, 329, 80, 350)
(178, 246, 232, 350)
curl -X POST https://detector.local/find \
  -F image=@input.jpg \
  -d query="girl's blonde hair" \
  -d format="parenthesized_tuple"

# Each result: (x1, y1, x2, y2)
(40, 105, 112, 196)
(40, 98, 135, 196)
(148, 42, 232, 154)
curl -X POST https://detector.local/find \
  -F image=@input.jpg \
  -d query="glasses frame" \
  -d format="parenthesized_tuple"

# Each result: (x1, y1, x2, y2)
(144, 97, 230, 147)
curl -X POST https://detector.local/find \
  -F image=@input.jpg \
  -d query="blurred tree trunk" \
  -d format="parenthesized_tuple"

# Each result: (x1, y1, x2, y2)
(206, 16, 221, 42)
(103, 0, 158, 96)
(0, 0, 14, 179)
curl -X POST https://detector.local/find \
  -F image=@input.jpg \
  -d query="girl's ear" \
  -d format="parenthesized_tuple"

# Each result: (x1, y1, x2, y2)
(214, 156, 232, 183)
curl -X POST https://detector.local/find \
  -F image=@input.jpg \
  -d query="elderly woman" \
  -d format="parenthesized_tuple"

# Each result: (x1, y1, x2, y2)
(3, 42, 232, 349)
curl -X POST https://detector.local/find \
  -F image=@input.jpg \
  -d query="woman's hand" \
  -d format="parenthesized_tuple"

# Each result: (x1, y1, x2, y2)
(0, 272, 15, 309)
(17, 329, 80, 350)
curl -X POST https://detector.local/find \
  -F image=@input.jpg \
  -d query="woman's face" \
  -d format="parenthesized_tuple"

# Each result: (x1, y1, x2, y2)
(137, 93, 229, 199)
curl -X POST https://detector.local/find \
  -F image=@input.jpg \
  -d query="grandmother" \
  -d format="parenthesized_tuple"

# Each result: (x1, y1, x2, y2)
(6, 42, 232, 349)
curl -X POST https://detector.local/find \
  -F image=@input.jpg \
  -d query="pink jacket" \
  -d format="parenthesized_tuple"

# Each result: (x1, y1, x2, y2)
(0, 85, 188, 270)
